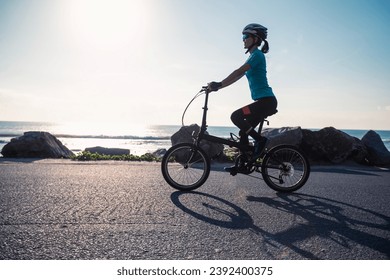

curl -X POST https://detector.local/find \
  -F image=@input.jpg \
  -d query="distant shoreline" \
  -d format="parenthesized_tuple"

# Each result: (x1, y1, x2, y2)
(1, 122, 390, 156)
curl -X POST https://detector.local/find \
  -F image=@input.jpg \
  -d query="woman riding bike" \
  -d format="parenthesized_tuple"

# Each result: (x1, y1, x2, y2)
(207, 23, 278, 173)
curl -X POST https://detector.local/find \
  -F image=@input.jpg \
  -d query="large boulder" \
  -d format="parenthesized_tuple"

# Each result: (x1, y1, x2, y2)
(300, 127, 367, 163)
(85, 146, 130, 156)
(171, 124, 224, 158)
(1, 131, 74, 158)
(261, 126, 366, 164)
(262, 126, 303, 148)
(361, 130, 390, 166)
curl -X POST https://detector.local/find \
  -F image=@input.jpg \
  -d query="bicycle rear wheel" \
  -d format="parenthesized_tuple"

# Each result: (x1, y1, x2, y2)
(161, 143, 210, 191)
(261, 145, 310, 192)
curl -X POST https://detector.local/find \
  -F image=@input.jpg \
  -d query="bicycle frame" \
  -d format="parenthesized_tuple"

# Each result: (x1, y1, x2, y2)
(194, 89, 257, 153)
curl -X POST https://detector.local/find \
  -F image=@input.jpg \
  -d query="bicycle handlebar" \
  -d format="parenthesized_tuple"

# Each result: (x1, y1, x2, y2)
(181, 86, 213, 126)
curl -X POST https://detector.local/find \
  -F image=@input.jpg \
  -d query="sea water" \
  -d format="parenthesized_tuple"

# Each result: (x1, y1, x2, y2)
(0, 121, 389, 156)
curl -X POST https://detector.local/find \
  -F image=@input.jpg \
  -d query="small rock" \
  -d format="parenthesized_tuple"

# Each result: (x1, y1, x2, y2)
(152, 148, 167, 158)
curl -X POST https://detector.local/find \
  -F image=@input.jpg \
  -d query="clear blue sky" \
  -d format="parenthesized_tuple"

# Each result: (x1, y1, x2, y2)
(0, 0, 389, 130)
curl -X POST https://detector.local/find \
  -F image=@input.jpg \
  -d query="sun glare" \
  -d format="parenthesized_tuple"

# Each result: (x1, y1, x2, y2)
(64, 0, 150, 51)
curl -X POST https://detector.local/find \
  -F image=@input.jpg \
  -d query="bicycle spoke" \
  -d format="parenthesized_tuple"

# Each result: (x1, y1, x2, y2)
(261, 145, 310, 192)
(161, 143, 210, 191)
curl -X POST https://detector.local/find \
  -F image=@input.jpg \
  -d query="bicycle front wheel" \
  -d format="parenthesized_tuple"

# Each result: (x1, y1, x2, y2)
(261, 145, 310, 192)
(161, 143, 210, 191)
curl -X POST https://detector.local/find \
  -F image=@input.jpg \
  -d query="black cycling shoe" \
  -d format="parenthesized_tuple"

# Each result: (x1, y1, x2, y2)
(224, 164, 251, 175)
(252, 137, 268, 160)
(224, 165, 238, 175)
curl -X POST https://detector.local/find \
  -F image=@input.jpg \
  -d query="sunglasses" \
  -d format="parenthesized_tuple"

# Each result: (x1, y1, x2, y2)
(242, 33, 252, 40)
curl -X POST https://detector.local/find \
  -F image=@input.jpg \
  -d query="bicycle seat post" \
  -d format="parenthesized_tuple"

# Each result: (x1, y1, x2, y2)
(257, 119, 265, 134)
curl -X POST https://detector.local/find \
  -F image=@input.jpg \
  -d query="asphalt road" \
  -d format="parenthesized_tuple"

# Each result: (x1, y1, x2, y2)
(0, 159, 389, 260)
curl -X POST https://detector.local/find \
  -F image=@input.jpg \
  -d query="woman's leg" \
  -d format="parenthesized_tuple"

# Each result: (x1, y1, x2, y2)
(231, 97, 277, 140)
(230, 97, 277, 158)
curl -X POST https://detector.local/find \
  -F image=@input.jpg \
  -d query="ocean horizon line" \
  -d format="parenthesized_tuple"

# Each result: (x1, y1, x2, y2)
(0, 132, 171, 140)
(1, 119, 390, 132)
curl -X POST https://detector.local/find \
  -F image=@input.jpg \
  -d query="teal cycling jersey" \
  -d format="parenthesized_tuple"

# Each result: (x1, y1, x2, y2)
(245, 48, 274, 100)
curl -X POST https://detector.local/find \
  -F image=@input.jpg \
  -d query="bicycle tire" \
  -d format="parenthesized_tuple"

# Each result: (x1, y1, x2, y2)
(161, 143, 210, 191)
(261, 144, 310, 192)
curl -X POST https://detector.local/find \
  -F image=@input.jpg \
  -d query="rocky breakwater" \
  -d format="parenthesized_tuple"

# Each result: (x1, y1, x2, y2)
(1, 131, 74, 158)
(262, 126, 390, 166)
(173, 125, 390, 166)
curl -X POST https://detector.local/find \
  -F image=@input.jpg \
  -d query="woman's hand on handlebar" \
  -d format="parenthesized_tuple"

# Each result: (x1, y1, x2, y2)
(206, 81, 222, 92)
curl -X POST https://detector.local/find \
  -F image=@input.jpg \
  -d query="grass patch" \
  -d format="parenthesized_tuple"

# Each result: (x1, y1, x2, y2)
(71, 151, 160, 162)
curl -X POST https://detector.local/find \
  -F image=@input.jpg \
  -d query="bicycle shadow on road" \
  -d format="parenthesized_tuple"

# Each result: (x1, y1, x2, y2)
(170, 191, 254, 229)
(170, 191, 389, 259)
(247, 193, 390, 259)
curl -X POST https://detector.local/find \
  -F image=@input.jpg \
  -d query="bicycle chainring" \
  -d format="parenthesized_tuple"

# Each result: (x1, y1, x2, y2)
(235, 154, 255, 174)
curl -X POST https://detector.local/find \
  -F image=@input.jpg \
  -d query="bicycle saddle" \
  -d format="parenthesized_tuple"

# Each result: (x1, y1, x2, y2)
(263, 109, 278, 119)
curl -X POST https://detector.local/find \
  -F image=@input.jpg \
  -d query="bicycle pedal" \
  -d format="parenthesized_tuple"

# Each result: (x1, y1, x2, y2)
(224, 166, 238, 176)
(241, 168, 253, 175)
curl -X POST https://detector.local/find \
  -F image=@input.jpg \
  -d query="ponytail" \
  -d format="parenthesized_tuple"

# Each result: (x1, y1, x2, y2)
(248, 36, 269, 54)
(261, 39, 269, 53)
